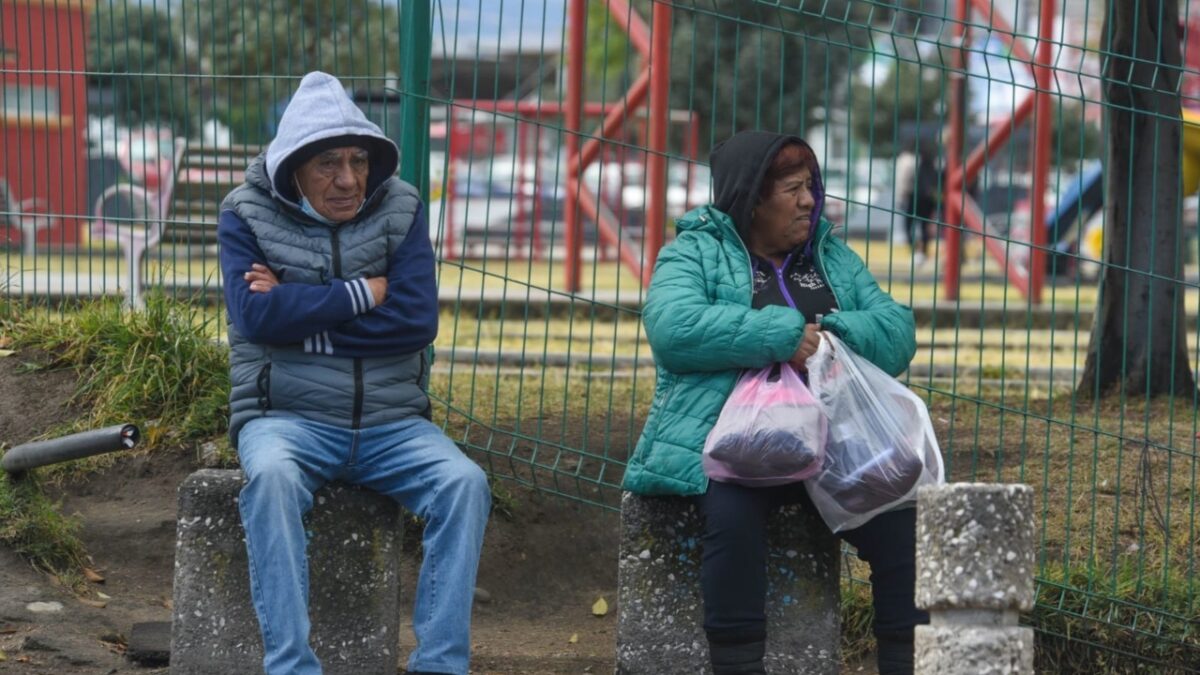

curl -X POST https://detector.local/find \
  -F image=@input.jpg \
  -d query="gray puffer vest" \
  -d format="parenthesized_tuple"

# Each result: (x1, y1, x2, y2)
(224, 157, 430, 446)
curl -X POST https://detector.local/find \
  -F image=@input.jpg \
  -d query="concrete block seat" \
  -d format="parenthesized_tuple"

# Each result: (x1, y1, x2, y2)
(616, 492, 842, 674)
(170, 469, 403, 674)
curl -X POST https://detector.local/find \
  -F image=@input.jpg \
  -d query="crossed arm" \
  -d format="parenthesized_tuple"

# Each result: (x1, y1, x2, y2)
(218, 206, 438, 355)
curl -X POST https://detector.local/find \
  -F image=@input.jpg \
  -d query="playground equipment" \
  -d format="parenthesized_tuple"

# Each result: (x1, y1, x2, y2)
(1059, 107, 1200, 270)
(0, 180, 57, 257)
(942, 0, 1057, 304)
(2, 424, 140, 476)
(91, 130, 186, 309)
(945, 5, 1200, 298)
(1043, 161, 1104, 273)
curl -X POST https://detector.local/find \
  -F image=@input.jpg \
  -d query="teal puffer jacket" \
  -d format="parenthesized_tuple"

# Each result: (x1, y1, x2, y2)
(622, 205, 917, 496)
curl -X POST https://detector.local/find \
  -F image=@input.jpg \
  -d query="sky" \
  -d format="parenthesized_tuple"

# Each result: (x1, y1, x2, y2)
(430, 0, 566, 56)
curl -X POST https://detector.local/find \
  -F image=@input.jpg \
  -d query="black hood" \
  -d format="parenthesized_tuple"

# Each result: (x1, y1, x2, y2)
(709, 130, 825, 237)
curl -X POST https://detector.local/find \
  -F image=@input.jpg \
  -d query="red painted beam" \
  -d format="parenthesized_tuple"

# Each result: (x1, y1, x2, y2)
(643, 1, 672, 285)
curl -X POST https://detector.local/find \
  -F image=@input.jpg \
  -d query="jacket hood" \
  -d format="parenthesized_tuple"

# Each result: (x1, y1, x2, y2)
(709, 130, 825, 240)
(265, 71, 399, 207)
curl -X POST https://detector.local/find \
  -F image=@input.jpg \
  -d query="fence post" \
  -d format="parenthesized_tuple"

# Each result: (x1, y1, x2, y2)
(399, 0, 431, 203)
(914, 483, 1036, 674)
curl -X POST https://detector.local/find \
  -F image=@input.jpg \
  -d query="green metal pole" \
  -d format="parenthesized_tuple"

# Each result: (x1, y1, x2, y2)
(399, 0, 432, 202)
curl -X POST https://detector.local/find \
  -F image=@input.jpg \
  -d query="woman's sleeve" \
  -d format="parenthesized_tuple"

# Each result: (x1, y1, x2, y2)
(642, 235, 807, 374)
(819, 246, 916, 376)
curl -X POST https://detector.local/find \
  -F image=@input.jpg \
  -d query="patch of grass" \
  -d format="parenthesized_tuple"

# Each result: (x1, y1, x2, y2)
(1033, 561, 1200, 672)
(0, 295, 229, 579)
(840, 557, 876, 665)
(0, 472, 87, 587)
(5, 294, 229, 464)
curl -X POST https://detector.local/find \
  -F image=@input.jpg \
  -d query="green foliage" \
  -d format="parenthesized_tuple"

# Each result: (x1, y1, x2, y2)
(184, 0, 402, 143)
(850, 58, 942, 156)
(5, 295, 229, 452)
(1054, 100, 1103, 165)
(840, 568, 876, 664)
(89, 0, 203, 136)
(584, 1, 636, 102)
(658, 0, 872, 153)
(0, 472, 87, 584)
(1033, 561, 1200, 671)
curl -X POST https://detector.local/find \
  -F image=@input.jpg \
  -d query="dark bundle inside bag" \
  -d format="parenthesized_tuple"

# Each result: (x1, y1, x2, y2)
(703, 364, 827, 486)
(706, 404, 824, 479)
(815, 441, 925, 513)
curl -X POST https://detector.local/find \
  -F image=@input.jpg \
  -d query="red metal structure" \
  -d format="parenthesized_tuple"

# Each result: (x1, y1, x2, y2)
(1, 0, 90, 253)
(943, 0, 1055, 304)
(564, 0, 672, 292)
(439, 0, 690, 291)
(437, 99, 698, 265)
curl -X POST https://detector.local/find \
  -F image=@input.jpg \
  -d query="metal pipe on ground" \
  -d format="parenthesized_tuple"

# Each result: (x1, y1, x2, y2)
(1, 424, 140, 475)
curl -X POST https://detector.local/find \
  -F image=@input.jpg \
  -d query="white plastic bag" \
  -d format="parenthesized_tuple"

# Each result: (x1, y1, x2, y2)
(803, 333, 944, 532)
(702, 363, 827, 487)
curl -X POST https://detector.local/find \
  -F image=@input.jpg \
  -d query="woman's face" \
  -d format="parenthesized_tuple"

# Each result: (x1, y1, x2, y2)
(749, 165, 816, 260)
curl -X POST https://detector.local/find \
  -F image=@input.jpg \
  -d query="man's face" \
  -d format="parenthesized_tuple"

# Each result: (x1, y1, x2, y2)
(294, 147, 370, 222)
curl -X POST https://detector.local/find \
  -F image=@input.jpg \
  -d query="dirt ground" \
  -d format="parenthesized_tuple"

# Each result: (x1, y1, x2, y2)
(0, 353, 873, 675)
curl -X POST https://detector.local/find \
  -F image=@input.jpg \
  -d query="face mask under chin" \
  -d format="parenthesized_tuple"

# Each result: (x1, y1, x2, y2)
(294, 183, 365, 225)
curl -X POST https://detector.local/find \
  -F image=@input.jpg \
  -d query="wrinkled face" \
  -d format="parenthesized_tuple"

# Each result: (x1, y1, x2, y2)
(749, 165, 816, 259)
(294, 147, 370, 222)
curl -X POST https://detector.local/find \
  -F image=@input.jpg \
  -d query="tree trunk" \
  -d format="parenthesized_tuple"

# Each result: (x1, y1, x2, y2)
(1078, 0, 1197, 398)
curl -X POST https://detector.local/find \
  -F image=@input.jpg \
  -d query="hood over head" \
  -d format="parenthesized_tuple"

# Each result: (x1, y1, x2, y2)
(265, 71, 399, 206)
(709, 130, 825, 239)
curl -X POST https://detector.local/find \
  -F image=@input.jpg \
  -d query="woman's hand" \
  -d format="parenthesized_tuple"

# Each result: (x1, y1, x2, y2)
(788, 323, 823, 371)
(244, 263, 280, 294)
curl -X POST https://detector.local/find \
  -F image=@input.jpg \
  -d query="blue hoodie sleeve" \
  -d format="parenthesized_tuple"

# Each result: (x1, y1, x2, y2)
(323, 205, 439, 354)
(218, 210, 370, 344)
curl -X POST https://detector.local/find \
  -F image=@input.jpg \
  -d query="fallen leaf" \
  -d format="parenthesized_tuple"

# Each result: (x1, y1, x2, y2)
(83, 568, 106, 583)
(160, 597, 174, 610)
(591, 597, 608, 617)
(78, 598, 107, 609)
(568, 633, 578, 644)
(96, 592, 112, 600)
(0, 649, 6, 662)
(0, 349, 14, 358)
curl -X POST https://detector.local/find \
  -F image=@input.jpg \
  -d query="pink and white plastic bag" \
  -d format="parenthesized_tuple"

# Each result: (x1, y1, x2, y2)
(702, 363, 827, 487)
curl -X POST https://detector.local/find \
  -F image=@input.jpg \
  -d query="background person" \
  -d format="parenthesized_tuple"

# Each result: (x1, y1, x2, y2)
(218, 71, 490, 675)
(623, 130, 928, 675)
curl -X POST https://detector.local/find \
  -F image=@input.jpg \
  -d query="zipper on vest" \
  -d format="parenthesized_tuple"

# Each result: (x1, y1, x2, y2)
(331, 228, 342, 278)
(352, 357, 364, 429)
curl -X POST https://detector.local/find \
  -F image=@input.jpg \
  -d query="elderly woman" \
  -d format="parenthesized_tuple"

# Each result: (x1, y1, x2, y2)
(624, 131, 927, 675)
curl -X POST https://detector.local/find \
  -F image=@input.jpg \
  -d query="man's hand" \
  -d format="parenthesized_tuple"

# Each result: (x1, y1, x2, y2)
(788, 323, 823, 372)
(244, 263, 280, 293)
(367, 277, 387, 306)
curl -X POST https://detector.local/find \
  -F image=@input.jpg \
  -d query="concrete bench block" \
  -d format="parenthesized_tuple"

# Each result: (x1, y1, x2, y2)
(915, 624, 1034, 674)
(915, 483, 1036, 612)
(170, 469, 402, 674)
(616, 492, 840, 674)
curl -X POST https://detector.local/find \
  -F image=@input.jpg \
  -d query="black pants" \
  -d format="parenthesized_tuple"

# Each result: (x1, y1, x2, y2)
(697, 481, 929, 658)
(904, 194, 937, 257)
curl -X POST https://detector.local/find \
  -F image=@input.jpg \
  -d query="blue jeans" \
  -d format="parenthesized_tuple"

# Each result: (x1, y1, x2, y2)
(237, 416, 491, 675)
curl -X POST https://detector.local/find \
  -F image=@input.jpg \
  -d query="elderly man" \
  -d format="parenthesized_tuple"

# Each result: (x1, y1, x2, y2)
(217, 71, 490, 675)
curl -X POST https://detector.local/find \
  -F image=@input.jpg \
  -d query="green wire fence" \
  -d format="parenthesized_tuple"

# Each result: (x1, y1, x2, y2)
(2, 0, 1198, 669)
